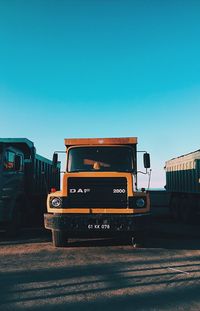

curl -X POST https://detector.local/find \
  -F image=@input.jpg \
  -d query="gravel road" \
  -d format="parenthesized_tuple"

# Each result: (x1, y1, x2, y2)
(0, 215, 200, 311)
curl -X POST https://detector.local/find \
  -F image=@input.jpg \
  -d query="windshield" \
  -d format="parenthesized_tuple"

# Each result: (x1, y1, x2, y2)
(67, 146, 135, 172)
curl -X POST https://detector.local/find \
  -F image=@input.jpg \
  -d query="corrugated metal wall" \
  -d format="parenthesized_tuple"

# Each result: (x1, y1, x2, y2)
(166, 159, 200, 194)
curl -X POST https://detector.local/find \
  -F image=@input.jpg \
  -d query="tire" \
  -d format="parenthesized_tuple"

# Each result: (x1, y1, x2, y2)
(6, 200, 22, 237)
(52, 230, 68, 247)
(180, 197, 196, 223)
(169, 196, 180, 221)
(180, 198, 190, 223)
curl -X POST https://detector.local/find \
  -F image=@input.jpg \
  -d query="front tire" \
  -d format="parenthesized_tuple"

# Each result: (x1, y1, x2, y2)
(52, 230, 68, 247)
(6, 200, 22, 237)
(169, 196, 180, 221)
(180, 196, 196, 223)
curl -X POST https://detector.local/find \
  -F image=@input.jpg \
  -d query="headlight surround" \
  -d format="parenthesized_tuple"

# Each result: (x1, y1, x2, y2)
(128, 196, 146, 208)
(50, 197, 62, 208)
(136, 198, 145, 208)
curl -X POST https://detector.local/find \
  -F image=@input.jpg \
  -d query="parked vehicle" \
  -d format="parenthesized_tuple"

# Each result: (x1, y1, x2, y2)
(165, 150, 200, 222)
(0, 138, 60, 234)
(44, 137, 151, 247)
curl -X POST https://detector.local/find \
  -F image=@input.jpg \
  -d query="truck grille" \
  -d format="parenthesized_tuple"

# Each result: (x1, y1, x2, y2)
(68, 177, 127, 208)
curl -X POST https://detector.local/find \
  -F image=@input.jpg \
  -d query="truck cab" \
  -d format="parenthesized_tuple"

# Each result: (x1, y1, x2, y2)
(0, 138, 60, 235)
(44, 137, 151, 247)
(0, 143, 24, 230)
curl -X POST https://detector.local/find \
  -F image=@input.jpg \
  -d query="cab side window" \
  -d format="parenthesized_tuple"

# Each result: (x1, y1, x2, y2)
(4, 151, 24, 171)
(4, 151, 15, 170)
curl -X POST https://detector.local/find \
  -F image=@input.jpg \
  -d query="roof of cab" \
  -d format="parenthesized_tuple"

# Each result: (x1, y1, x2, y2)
(0, 138, 34, 149)
(64, 137, 137, 147)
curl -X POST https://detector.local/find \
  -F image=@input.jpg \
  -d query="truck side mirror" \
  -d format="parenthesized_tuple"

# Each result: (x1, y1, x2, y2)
(15, 155, 21, 171)
(52, 153, 58, 169)
(143, 153, 150, 168)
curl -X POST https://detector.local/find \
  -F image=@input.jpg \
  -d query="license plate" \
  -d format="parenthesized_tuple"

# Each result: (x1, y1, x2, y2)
(87, 224, 110, 230)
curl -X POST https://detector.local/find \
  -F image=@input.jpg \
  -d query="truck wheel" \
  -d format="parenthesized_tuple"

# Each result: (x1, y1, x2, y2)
(180, 198, 195, 223)
(181, 205, 191, 223)
(6, 200, 22, 237)
(170, 197, 180, 221)
(52, 230, 68, 247)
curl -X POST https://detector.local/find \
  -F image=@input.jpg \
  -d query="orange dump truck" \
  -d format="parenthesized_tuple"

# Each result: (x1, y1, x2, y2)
(44, 137, 151, 247)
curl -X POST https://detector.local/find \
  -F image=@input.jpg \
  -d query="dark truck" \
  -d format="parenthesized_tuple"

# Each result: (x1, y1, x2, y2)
(165, 149, 200, 222)
(44, 137, 151, 247)
(0, 138, 60, 234)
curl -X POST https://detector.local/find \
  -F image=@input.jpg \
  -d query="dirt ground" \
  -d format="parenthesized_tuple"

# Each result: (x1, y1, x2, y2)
(0, 213, 200, 311)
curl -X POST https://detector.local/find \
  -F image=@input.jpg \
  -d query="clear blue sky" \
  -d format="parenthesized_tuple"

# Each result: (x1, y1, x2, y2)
(0, 0, 200, 187)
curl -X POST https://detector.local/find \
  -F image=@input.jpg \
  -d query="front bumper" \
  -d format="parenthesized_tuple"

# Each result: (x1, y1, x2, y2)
(44, 213, 151, 234)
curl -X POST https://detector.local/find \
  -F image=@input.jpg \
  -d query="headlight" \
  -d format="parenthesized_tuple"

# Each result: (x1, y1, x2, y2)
(50, 197, 62, 208)
(136, 198, 145, 208)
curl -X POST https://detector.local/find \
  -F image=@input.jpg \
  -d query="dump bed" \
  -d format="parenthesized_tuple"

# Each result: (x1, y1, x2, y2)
(165, 150, 200, 193)
(33, 154, 60, 194)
